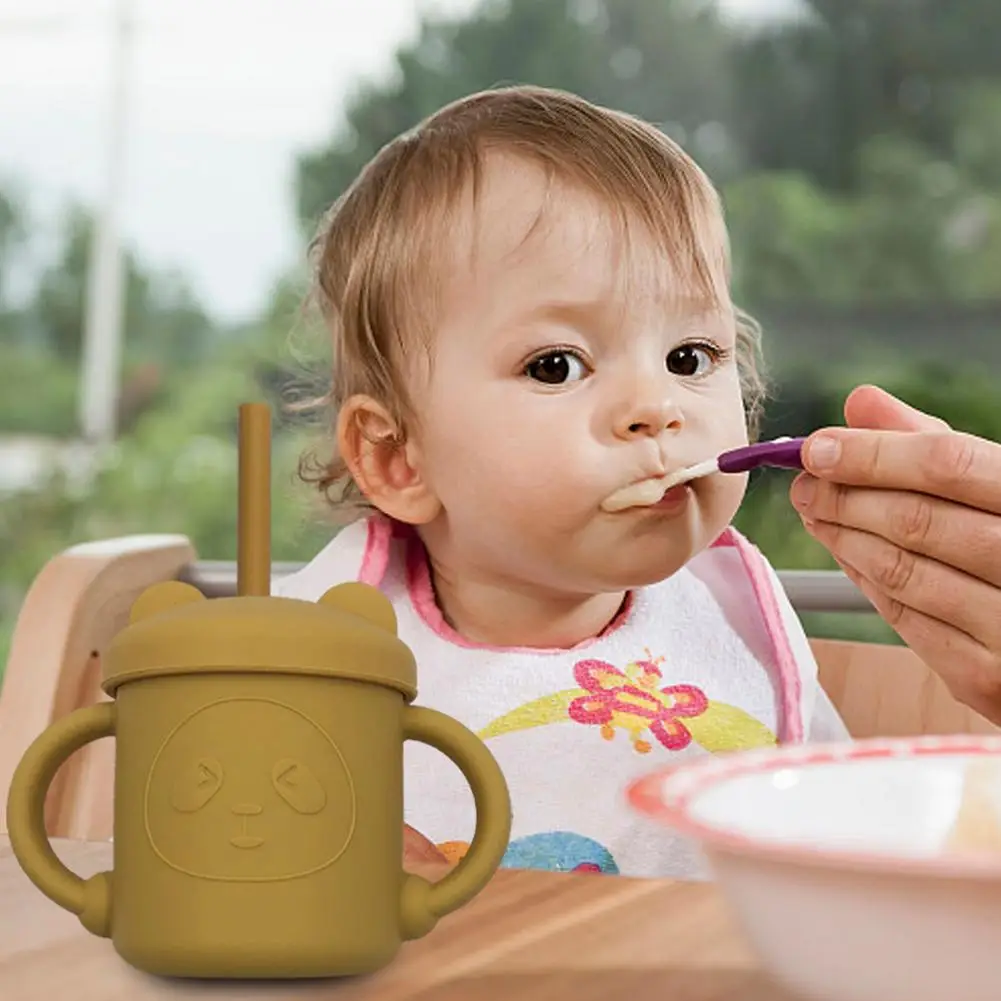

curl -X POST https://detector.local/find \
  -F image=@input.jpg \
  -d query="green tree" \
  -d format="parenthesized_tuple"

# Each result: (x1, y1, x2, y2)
(296, 0, 738, 230)
(724, 125, 1001, 309)
(32, 203, 216, 369)
(732, 0, 1001, 191)
(0, 182, 25, 306)
(724, 172, 851, 303)
(953, 84, 1001, 191)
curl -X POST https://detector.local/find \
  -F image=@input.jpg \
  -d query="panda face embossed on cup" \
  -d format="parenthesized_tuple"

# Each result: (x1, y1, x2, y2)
(144, 698, 356, 882)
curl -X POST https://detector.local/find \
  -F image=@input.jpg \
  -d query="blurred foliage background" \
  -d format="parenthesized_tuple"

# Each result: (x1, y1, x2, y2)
(4, 0, 1001, 673)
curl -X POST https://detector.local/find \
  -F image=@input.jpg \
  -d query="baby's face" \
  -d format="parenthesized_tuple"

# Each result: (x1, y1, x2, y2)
(412, 154, 749, 594)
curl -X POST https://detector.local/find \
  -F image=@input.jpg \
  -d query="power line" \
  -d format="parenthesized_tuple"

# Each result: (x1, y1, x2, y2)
(79, 0, 134, 446)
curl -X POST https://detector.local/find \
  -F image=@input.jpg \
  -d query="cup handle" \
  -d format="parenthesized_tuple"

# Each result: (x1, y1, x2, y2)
(399, 706, 511, 940)
(5, 702, 116, 937)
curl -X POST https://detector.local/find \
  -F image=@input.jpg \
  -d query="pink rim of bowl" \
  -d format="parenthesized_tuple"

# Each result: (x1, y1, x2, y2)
(627, 733, 1001, 881)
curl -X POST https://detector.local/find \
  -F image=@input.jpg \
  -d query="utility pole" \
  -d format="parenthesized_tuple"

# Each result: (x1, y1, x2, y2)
(79, 0, 134, 446)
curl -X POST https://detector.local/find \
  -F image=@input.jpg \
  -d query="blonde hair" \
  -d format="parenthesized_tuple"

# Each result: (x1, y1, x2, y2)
(298, 85, 766, 521)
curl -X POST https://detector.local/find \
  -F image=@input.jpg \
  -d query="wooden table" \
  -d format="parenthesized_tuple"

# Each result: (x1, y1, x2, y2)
(0, 836, 794, 1000)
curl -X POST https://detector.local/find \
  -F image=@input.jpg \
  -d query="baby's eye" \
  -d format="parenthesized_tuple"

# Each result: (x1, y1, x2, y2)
(666, 343, 719, 378)
(525, 350, 589, 385)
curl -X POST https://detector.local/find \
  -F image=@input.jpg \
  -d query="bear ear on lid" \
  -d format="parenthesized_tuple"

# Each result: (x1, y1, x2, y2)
(129, 581, 206, 624)
(317, 582, 398, 635)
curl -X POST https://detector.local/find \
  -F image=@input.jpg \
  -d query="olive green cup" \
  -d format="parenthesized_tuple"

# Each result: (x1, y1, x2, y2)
(5, 580, 512, 979)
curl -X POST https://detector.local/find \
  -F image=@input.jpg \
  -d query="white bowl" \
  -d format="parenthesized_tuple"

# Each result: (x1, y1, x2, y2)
(627, 735, 1001, 1001)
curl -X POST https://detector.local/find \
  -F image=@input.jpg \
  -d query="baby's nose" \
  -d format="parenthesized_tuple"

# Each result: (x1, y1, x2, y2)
(231, 802, 263, 816)
(618, 398, 684, 439)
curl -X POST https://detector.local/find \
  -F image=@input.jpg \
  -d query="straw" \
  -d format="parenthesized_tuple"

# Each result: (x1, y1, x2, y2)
(236, 402, 272, 597)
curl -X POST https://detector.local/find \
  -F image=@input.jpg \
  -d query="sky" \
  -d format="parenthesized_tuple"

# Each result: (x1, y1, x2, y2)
(0, 0, 796, 323)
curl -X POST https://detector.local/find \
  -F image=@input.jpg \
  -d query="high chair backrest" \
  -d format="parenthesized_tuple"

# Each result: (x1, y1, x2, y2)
(0, 536, 196, 839)
(0, 535, 996, 840)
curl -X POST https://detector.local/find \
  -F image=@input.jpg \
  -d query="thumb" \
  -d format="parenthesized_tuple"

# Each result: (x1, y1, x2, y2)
(843, 384, 951, 433)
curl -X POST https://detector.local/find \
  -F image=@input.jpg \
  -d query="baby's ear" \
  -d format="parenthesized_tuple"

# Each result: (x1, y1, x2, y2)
(337, 394, 441, 525)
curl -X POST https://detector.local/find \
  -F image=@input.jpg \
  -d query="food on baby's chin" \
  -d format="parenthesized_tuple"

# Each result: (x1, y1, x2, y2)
(945, 759, 1001, 854)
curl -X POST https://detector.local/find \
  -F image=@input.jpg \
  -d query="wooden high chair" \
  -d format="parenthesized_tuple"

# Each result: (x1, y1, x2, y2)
(1, 535, 996, 841)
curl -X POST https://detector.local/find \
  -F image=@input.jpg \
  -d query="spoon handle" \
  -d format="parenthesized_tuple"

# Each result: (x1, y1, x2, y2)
(716, 437, 807, 474)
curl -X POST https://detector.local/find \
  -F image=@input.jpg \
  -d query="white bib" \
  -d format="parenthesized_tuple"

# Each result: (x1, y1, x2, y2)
(274, 516, 848, 878)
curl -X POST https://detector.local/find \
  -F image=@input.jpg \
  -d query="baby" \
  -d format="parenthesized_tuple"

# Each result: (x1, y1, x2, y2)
(274, 85, 849, 879)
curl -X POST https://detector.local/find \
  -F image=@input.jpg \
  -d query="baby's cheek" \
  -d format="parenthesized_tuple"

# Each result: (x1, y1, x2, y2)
(494, 473, 587, 540)
(703, 470, 748, 530)
(455, 461, 553, 526)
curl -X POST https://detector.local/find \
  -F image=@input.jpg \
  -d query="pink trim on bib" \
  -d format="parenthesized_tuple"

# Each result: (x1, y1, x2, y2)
(358, 515, 395, 588)
(356, 517, 632, 653)
(356, 517, 803, 730)
(402, 533, 634, 654)
(710, 528, 804, 743)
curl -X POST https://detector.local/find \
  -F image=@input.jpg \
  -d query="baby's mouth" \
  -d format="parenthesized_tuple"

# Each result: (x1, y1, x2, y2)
(601, 476, 678, 513)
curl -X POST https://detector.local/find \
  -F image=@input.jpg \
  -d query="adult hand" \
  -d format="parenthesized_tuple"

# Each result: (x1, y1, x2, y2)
(789, 384, 1001, 724)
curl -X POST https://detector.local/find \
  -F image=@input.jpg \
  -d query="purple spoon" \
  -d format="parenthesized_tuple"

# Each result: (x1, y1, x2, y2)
(664, 436, 806, 488)
(718, 436, 807, 473)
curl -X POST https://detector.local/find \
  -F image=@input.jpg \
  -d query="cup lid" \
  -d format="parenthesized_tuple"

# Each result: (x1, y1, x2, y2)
(101, 579, 417, 699)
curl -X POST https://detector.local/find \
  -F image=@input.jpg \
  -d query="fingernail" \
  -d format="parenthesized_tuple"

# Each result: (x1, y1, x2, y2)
(807, 435, 841, 470)
(790, 475, 816, 508)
